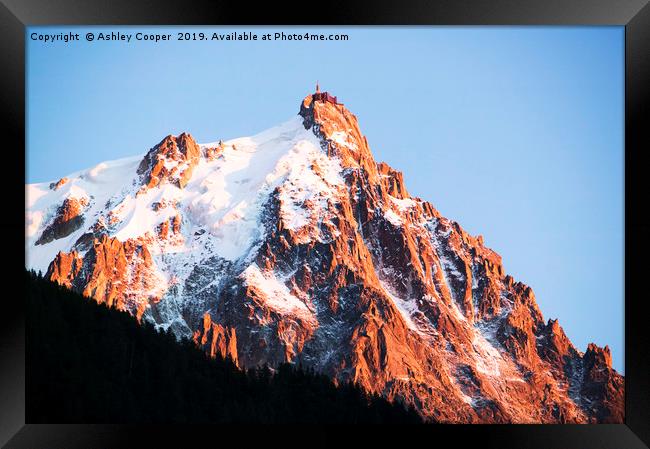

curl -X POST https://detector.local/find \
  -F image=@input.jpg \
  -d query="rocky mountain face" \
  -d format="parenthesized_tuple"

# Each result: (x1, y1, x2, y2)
(25, 91, 624, 423)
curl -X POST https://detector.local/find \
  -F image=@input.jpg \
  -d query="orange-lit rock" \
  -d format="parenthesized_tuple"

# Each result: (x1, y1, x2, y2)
(46, 234, 164, 316)
(204, 142, 224, 161)
(49, 177, 69, 190)
(36, 196, 89, 245)
(46, 250, 83, 289)
(137, 132, 201, 190)
(32, 90, 624, 423)
(193, 313, 239, 367)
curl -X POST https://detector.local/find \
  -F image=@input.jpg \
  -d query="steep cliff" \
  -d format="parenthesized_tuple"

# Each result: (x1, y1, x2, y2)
(26, 90, 624, 423)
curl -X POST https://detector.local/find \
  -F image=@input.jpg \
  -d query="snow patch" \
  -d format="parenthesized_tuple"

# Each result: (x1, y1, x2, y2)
(329, 131, 358, 151)
(384, 209, 403, 226)
(25, 210, 44, 238)
(26, 155, 146, 272)
(390, 196, 416, 212)
(184, 116, 327, 260)
(472, 332, 503, 377)
(240, 263, 316, 324)
(111, 184, 182, 241)
(277, 142, 345, 238)
(379, 280, 420, 332)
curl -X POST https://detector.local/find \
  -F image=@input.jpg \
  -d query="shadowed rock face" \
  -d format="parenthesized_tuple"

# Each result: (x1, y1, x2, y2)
(580, 344, 624, 423)
(36, 197, 89, 245)
(38, 91, 623, 423)
(49, 177, 69, 191)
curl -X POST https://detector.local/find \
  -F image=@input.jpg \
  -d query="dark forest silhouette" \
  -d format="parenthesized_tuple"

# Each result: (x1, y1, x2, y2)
(26, 270, 422, 423)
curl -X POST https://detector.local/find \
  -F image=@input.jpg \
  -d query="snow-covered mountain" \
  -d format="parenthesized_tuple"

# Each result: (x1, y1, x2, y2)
(25, 90, 623, 423)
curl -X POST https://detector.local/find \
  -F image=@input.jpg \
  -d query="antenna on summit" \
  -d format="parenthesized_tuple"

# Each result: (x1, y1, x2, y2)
(315, 81, 320, 93)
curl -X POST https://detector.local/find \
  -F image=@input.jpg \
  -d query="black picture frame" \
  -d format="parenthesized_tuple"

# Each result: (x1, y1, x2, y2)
(3, 0, 649, 447)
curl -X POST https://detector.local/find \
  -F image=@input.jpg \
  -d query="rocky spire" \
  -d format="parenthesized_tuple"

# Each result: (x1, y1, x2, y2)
(299, 91, 380, 183)
(137, 132, 201, 191)
(31, 91, 624, 424)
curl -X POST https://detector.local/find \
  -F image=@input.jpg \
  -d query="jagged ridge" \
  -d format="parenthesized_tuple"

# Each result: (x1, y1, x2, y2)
(25, 89, 624, 423)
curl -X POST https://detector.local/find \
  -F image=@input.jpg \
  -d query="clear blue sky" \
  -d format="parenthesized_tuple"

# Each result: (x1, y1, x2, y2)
(27, 26, 624, 372)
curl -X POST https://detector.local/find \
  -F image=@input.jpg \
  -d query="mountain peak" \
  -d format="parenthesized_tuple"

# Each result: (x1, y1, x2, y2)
(26, 93, 624, 423)
(299, 87, 345, 126)
(137, 132, 201, 191)
(299, 89, 381, 184)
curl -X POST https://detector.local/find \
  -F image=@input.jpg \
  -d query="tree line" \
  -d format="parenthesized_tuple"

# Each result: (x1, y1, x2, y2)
(26, 270, 422, 424)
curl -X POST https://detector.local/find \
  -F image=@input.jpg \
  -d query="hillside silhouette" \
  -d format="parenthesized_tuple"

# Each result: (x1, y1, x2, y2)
(26, 270, 422, 423)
